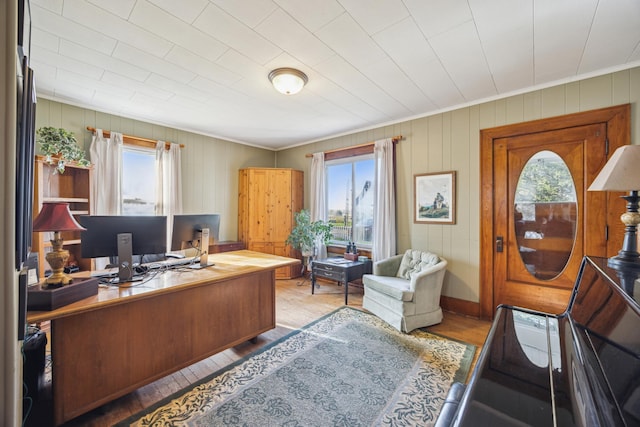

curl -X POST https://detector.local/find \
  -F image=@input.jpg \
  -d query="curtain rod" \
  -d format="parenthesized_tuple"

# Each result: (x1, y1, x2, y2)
(86, 126, 184, 150)
(304, 135, 403, 158)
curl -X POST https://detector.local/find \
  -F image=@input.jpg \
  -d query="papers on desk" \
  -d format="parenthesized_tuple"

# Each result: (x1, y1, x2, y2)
(325, 258, 352, 264)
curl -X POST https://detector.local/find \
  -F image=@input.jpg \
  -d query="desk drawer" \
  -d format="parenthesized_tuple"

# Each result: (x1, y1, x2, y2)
(313, 266, 344, 281)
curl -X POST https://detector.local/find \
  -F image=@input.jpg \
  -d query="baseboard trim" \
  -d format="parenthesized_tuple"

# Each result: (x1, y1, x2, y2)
(441, 295, 483, 319)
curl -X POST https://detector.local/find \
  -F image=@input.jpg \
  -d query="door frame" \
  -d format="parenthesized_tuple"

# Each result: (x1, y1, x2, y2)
(479, 104, 630, 319)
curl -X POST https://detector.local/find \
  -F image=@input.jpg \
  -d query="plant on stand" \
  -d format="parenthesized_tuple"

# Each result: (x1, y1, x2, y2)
(286, 209, 333, 277)
(36, 126, 90, 173)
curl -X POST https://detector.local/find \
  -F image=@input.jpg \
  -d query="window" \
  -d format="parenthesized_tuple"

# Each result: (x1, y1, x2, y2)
(326, 155, 375, 247)
(121, 146, 157, 215)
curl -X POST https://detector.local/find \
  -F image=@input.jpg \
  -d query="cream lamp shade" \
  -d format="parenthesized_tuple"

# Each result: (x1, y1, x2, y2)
(588, 144, 640, 270)
(588, 145, 640, 191)
(268, 68, 308, 95)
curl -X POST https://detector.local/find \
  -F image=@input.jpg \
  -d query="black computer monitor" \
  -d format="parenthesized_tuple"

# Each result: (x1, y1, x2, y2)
(170, 214, 220, 252)
(79, 215, 167, 259)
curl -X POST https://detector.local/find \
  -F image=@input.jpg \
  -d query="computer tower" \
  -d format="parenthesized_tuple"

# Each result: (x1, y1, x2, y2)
(23, 329, 46, 409)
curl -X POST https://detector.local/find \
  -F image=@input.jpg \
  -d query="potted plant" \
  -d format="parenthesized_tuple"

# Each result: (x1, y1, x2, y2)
(36, 126, 90, 173)
(286, 209, 333, 257)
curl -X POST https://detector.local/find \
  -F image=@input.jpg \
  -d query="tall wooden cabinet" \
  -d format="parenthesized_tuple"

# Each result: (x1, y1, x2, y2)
(32, 155, 93, 280)
(238, 168, 303, 278)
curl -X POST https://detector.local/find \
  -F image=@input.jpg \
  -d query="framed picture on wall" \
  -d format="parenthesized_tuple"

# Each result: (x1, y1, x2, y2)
(414, 171, 456, 224)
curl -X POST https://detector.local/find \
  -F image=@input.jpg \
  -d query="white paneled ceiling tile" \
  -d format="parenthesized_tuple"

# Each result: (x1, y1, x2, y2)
(31, 3, 117, 55)
(32, 0, 63, 14)
(364, 57, 433, 113)
(147, 0, 209, 24)
(405, 0, 472, 39)
(274, 0, 344, 33)
(374, 17, 436, 64)
(129, 0, 228, 63)
(211, 0, 279, 28)
(165, 46, 242, 87)
(29, 60, 57, 79)
(112, 43, 196, 84)
(534, 0, 597, 84)
(374, 17, 451, 104)
(188, 76, 250, 104)
(91, 91, 133, 112)
(57, 69, 133, 98)
(256, 9, 335, 67)
(51, 80, 96, 102)
(194, 4, 282, 66)
(419, 59, 466, 108)
(470, 0, 534, 93)
(429, 20, 496, 101)
(314, 56, 403, 120)
(101, 71, 173, 100)
(215, 49, 267, 81)
(230, 72, 281, 100)
(30, 44, 104, 79)
(59, 39, 150, 82)
(310, 79, 388, 123)
(31, 27, 59, 52)
(62, 0, 173, 58)
(339, 0, 409, 35)
(580, 0, 640, 74)
(160, 94, 207, 113)
(128, 92, 169, 111)
(146, 74, 212, 103)
(86, 0, 136, 19)
(316, 13, 386, 69)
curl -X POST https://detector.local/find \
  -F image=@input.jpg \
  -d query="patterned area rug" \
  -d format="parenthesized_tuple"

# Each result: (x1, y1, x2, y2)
(115, 307, 475, 427)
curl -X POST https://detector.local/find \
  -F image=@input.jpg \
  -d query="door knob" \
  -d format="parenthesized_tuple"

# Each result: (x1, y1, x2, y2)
(496, 236, 504, 253)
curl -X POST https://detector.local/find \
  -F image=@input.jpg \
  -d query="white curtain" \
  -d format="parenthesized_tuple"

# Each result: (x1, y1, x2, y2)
(310, 152, 326, 221)
(89, 129, 122, 215)
(156, 141, 183, 250)
(373, 138, 396, 262)
(90, 129, 123, 268)
(310, 152, 327, 259)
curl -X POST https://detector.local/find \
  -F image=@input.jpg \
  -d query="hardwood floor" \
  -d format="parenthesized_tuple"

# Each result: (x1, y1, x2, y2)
(29, 277, 491, 427)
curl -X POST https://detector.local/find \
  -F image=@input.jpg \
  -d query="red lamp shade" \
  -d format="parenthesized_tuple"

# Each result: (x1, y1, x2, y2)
(33, 202, 86, 232)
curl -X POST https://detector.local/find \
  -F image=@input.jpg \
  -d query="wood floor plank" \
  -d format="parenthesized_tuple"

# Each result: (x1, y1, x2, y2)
(29, 278, 490, 426)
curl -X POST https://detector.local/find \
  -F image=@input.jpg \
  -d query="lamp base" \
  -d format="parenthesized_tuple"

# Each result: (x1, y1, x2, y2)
(607, 256, 640, 295)
(27, 277, 99, 311)
(42, 272, 74, 289)
(607, 255, 640, 271)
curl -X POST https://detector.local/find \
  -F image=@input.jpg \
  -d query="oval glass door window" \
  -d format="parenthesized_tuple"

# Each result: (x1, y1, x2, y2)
(514, 151, 577, 280)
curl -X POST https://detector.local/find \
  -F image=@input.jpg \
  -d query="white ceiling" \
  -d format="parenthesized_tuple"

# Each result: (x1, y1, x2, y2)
(29, 0, 640, 150)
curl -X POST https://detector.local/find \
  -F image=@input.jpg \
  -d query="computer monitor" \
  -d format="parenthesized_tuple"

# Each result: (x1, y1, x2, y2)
(79, 215, 167, 281)
(171, 214, 220, 266)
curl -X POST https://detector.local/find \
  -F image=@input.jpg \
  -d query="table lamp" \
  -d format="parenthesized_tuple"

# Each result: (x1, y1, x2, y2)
(32, 202, 86, 288)
(588, 144, 640, 270)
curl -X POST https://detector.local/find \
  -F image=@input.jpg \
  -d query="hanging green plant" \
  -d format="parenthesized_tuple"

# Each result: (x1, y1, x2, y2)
(36, 126, 90, 173)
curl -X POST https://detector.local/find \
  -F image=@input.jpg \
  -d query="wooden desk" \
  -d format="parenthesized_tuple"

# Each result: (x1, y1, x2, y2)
(27, 250, 299, 426)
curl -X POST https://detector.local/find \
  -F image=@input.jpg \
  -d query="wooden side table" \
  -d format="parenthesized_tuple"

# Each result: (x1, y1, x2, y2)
(311, 258, 372, 305)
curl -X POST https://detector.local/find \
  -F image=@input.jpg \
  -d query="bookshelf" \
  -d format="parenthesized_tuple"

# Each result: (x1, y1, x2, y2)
(32, 155, 93, 280)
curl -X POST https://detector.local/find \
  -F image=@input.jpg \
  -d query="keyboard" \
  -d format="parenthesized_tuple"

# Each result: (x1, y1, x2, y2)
(143, 257, 195, 270)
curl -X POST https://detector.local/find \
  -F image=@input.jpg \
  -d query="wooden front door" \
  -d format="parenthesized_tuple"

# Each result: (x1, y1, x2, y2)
(494, 125, 604, 313)
(480, 105, 630, 318)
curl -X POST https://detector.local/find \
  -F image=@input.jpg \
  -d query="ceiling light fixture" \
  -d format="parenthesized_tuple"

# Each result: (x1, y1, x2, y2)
(268, 68, 308, 95)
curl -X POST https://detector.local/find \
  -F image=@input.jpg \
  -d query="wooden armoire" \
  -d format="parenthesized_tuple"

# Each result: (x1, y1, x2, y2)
(238, 168, 303, 278)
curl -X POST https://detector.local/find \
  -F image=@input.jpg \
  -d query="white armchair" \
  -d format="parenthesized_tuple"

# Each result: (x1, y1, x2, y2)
(362, 249, 447, 333)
